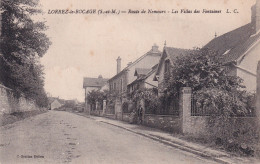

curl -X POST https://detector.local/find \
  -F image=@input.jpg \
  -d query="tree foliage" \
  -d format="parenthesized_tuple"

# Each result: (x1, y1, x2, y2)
(165, 48, 252, 116)
(86, 90, 106, 107)
(131, 88, 161, 114)
(164, 48, 244, 96)
(0, 0, 51, 107)
(87, 89, 118, 111)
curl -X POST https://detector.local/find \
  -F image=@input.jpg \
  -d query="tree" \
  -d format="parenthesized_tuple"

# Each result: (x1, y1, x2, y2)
(0, 0, 51, 107)
(164, 48, 251, 116)
(132, 88, 160, 114)
(87, 90, 106, 110)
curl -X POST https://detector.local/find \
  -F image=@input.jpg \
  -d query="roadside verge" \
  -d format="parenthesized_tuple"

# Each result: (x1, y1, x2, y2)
(0, 110, 47, 126)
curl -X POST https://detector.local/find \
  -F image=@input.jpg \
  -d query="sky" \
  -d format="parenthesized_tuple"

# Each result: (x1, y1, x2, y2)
(39, 0, 256, 102)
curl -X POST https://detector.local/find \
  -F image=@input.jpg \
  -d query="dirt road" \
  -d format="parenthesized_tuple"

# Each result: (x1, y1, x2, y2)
(0, 111, 218, 164)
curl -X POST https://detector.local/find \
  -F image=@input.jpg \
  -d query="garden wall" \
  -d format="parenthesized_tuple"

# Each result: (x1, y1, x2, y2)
(186, 116, 258, 140)
(116, 111, 123, 120)
(181, 87, 258, 142)
(122, 113, 131, 122)
(90, 110, 102, 116)
(143, 114, 182, 132)
(104, 113, 116, 120)
(0, 84, 42, 114)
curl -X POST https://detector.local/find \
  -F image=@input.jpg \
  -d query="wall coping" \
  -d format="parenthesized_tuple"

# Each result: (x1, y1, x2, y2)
(145, 114, 179, 117)
(105, 114, 115, 116)
(180, 87, 191, 93)
(191, 115, 256, 119)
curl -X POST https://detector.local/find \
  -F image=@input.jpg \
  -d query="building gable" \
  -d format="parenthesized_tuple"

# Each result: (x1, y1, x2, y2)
(83, 76, 108, 88)
(154, 47, 195, 81)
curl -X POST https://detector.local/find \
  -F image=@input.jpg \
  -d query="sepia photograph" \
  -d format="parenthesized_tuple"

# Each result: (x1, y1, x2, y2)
(0, 0, 260, 163)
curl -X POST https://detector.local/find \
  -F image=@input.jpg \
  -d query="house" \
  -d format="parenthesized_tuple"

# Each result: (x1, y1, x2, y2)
(83, 75, 108, 113)
(128, 64, 158, 95)
(154, 46, 195, 96)
(108, 44, 161, 101)
(49, 98, 63, 110)
(204, 1, 260, 92)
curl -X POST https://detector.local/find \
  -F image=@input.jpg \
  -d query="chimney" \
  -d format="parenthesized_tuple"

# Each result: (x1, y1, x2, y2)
(256, 0, 260, 33)
(251, 0, 260, 34)
(127, 62, 132, 67)
(152, 44, 159, 52)
(98, 75, 103, 79)
(116, 56, 121, 74)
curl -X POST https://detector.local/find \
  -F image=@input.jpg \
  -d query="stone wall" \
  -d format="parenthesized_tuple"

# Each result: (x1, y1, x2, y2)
(185, 116, 258, 139)
(104, 114, 116, 120)
(0, 84, 42, 114)
(0, 85, 13, 114)
(185, 116, 208, 135)
(143, 114, 182, 132)
(116, 112, 123, 120)
(90, 110, 102, 116)
(179, 87, 258, 139)
(122, 113, 131, 122)
(179, 86, 258, 143)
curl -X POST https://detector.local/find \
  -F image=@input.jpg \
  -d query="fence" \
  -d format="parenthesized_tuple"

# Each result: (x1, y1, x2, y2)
(191, 96, 212, 116)
(144, 95, 179, 116)
(191, 94, 256, 117)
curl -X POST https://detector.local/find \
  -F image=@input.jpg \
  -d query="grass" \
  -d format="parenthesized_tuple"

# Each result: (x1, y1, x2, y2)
(0, 110, 47, 126)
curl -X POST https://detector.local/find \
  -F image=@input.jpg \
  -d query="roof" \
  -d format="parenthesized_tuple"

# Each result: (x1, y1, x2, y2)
(129, 64, 158, 86)
(52, 99, 62, 104)
(48, 97, 65, 104)
(204, 22, 260, 64)
(83, 77, 108, 88)
(134, 68, 150, 76)
(108, 46, 161, 82)
(164, 47, 196, 63)
(144, 64, 158, 79)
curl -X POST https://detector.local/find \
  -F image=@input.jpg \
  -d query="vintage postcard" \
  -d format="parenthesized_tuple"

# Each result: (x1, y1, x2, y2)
(0, 0, 260, 163)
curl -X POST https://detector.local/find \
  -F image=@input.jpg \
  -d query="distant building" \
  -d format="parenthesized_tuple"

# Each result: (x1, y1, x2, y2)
(49, 98, 63, 110)
(204, 1, 260, 92)
(108, 44, 161, 100)
(83, 75, 108, 113)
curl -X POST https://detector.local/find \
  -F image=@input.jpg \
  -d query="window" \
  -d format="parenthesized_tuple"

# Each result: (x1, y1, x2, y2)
(164, 60, 170, 73)
(114, 82, 116, 91)
(120, 79, 123, 92)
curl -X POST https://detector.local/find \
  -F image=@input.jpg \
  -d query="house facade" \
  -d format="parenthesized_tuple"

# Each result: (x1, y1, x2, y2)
(83, 75, 108, 113)
(108, 44, 161, 100)
(204, 1, 260, 92)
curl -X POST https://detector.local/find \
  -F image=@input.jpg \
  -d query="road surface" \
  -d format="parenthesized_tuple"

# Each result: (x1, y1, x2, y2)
(0, 111, 218, 164)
